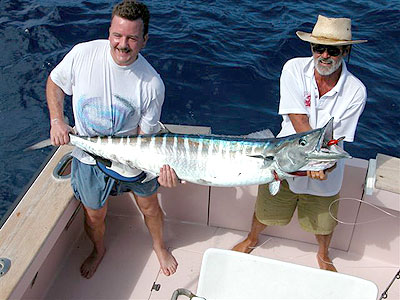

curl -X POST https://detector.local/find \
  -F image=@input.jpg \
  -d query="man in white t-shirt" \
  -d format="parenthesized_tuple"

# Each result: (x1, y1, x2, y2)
(232, 15, 367, 272)
(47, 1, 178, 278)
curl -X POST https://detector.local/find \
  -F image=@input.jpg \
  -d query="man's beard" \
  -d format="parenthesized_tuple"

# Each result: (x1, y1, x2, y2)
(314, 56, 342, 76)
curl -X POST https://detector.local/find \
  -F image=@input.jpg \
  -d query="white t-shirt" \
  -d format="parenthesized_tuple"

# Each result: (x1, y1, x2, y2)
(277, 57, 366, 196)
(50, 40, 165, 164)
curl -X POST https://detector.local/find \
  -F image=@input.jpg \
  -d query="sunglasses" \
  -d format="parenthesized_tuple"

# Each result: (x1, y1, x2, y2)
(311, 44, 342, 57)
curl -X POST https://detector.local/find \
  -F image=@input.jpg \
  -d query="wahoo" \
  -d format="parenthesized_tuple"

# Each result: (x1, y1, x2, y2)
(68, 118, 350, 195)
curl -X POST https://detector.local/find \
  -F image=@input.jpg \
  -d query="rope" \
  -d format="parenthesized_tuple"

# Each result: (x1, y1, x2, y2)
(329, 197, 399, 226)
(248, 237, 273, 249)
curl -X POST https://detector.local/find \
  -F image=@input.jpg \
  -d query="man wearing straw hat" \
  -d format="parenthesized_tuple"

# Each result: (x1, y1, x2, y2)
(233, 15, 367, 272)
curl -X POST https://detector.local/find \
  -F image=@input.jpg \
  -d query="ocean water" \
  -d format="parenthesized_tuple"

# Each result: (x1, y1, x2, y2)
(0, 0, 399, 220)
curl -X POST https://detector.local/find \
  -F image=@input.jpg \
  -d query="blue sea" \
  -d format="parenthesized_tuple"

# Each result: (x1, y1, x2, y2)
(0, 0, 399, 221)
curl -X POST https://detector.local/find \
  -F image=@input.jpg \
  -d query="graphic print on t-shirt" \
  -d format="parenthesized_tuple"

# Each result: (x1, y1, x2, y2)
(76, 94, 140, 136)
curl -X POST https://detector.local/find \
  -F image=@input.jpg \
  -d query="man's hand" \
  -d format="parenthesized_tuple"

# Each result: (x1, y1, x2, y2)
(307, 163, 337, 180)
(307, 170, 327, 180)
(50, 119, 72, 146)
(158, 165, 182, 188)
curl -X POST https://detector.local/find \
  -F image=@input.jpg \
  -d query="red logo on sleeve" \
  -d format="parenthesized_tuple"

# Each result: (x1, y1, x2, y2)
(304, 93, 311, 107)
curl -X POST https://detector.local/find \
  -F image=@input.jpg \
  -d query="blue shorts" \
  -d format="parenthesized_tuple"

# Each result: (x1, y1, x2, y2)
(71, 158, 159, 210)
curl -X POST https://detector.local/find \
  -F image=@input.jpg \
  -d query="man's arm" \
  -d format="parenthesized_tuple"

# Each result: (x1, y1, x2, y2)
(288, 114, 312, 132)
(288, 114, 333, 180)
(46, 76, 72, 146)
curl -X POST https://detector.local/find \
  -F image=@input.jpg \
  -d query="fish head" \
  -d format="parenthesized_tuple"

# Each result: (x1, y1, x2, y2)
(275, 118, 351, 173)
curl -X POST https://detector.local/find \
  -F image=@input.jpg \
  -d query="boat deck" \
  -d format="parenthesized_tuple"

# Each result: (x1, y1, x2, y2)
(2, 133, 398, 300)
(29, 201, 399, 300)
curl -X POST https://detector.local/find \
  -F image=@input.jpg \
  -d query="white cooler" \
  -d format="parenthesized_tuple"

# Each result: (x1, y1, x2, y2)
(195, 248, 378, 299)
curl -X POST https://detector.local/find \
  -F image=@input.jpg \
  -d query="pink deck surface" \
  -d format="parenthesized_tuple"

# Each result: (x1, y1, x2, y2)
(24, 200, 399, 300)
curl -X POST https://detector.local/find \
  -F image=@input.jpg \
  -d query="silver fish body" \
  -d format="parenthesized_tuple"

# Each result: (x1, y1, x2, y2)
(69, 118, 351, 187)
(70, 134, 278, 186)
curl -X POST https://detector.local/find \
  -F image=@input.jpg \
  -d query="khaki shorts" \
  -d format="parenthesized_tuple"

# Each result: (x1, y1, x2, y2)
(255, 180, 339, 235)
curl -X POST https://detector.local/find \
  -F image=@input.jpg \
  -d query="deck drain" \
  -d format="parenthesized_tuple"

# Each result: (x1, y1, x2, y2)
(0, 258, 11, 277)
(151, 282, 161, 291)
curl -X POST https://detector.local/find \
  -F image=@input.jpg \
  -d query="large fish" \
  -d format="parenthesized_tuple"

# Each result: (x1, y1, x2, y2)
(68, 118, 350, 194)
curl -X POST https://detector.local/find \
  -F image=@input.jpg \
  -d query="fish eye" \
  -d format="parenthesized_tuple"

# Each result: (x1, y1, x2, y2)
(299, 138, 307, 146)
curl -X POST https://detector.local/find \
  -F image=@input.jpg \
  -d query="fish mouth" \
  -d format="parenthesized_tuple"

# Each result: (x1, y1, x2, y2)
(307, 118, 351, 160)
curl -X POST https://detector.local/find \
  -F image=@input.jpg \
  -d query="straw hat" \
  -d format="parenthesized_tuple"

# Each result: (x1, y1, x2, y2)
(296, 15, 367, 46)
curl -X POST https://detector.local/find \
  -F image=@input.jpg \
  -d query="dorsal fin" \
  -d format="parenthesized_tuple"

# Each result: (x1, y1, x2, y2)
(244, 129, 275, 139)
(158, 121, 172, 133)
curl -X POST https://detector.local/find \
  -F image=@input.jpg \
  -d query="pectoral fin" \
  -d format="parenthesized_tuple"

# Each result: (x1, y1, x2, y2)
(269, 180, 281, 196)
(247, 155, 274, 169)
(248, 155, 274, 161)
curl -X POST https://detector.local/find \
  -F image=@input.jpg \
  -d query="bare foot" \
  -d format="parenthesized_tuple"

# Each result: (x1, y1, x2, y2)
(154, 247, 178, 276)
(232, 237, 258, 254)
(80, 248, 106, 279)
(317, 254, 337, 272)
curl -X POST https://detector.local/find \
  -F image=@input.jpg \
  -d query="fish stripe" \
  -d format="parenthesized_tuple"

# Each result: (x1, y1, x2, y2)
(150, 136, 155, 152)
(184, 137, 190, 161)
(197, 138, 203, 161)
(173, 136, 178, 156)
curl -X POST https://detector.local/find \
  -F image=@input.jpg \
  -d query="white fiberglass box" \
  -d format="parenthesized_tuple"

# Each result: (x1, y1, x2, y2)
(196, 248, 378, 299)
